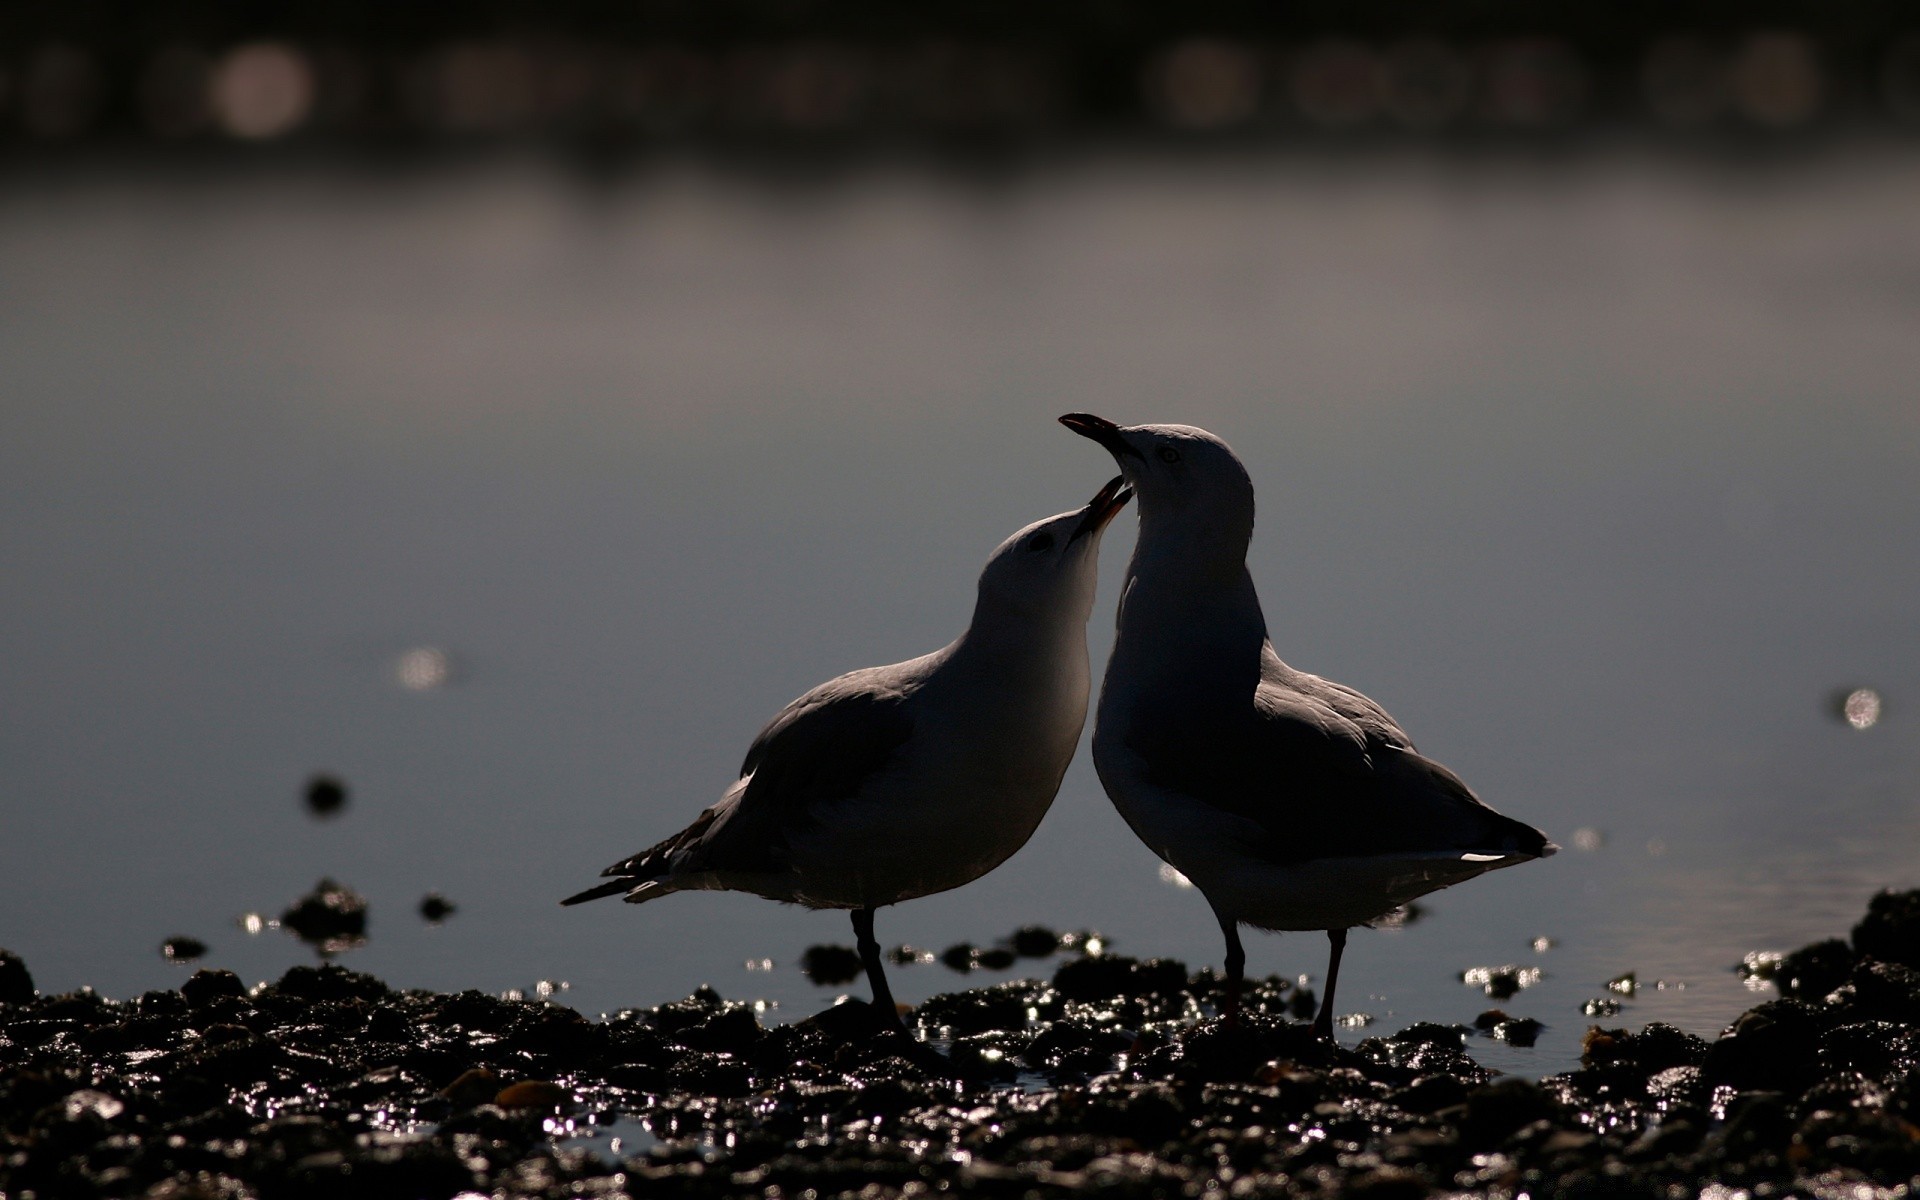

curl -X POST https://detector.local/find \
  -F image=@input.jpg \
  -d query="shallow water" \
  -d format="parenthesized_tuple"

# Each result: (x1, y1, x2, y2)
(3, 144, 1918, 1076)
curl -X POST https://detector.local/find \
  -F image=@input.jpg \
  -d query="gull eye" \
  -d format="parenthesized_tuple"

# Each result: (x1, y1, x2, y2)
(1026, 532, 1055, 553)
(1157, 445, 1181, 463)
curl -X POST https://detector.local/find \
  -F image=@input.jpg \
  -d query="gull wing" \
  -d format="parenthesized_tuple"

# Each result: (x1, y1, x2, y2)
(562, 661, 923, 904)
(1125, 647, 1548, 866)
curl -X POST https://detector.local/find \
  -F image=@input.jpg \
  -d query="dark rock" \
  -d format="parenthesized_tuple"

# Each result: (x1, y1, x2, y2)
(974, 947, 1016, 971)
(1011, 925, 1060, 957)
(1719, 1091, 1794, 1156)
(304, 773, 348, 816)
(418, 893, 456, 923)
(1828, 958, 1920, 1023)
(1024, 1018, 1131, 1070)
(946, 1032, 1021, 1078)
(1492, 1017, 1544, 1046)
(798, 944, 862, 985)
(939, 943, 977, 972)
(1851, 888, 1920, 968)
(271, 963, 389, 1004)
(1052, 954, 1188, 1002)
(646, 986, 726, 1035)
(431, 989, 516, 1034)
(1457, 1077, 1560, 1148)
(1702, 1002, 1828, 1094)
(0, 948, 37, 1005)
(918, 981, 1032, 1036)
(675, 1004, 763, 1055)
(1817, 1020, 1913, 1078)
(160, 937, 208, 963)
(1774, 938, 1855, 1001)
(1622, 1116, 1704, 1162)
(1391, 1074, 1471, 1115)
(503, 1005, 601, 1057)
(1581, 1022, 1707, 1073)
(278, 878, 369, 953)
(797, 997, 890, 1045)
(138, 988, 190, 1019)
(179, 969, 246, 1009)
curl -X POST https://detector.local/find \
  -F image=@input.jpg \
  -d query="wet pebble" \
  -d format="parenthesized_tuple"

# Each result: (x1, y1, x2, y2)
(0, 948, 36, 1004)
(797, 944, 862, 985)
(278, 877, 368, 954)
(160, 936, 207, 963)
(303, 772, 348, 816)
(1010, 925, 1061, 957)
(3, 888, 1917, 1200)
(1459, 964, 1541, 1000)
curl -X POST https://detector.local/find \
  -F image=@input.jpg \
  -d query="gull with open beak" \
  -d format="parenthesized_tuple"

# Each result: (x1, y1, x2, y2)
(1060, 413, 1554, 1038)
(564, 475, 1134, 1046)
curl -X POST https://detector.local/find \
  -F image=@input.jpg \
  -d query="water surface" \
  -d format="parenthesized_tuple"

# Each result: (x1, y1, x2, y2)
(4, 146, 1918, 1076)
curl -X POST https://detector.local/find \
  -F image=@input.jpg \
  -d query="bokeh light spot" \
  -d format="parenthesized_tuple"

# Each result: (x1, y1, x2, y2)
(395, 647, 453, 691)
(214, 42, 315, 140)
(1842, 687, 1882, 730)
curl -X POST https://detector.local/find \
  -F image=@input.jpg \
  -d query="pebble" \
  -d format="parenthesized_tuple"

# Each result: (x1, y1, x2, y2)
(2, 892, 1918, 1198)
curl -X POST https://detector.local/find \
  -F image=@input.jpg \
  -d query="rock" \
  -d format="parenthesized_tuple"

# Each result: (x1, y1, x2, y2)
(675, 1004, 764, 1055)
(1457, 1077, 1560, 1149)
(1581, 1022, 1707, 1073)
(160, 937, 208, 963)
(1701, 1002, 1827, 1094)
(974, 947, 1016, 971)
(798, 944, 862, 985)
(919, 981, 1032, 1036)
(441, 1066, 501, 1109)
(1828, 959, 1920, 1023)
(418, 893, 456, 922)
(271, 963, 389, 1004)
(179, 969, 245, 1009)
(1491, 1017, 1544, 1046)
(1391, 1074, 1471, 1115)
(304, 773, 348, 816)
(1773, 938, 1855, 1001)
(1052, 954, 1188, 1003)
(278, 878, 368, 953)
(0, 948, 36, 1005)
(1011, 926, 1061, 957)
(1851, 888, 1920, 968)
(494, 1080, 569, 1110)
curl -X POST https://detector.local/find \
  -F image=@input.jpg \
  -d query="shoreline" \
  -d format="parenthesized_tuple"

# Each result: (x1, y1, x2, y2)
(3, 889, 1917, 1199)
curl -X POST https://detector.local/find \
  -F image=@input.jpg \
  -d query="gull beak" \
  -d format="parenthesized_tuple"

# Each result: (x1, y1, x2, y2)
(1070, 475, 1134, 542)
(1059, 412, 1144, 462)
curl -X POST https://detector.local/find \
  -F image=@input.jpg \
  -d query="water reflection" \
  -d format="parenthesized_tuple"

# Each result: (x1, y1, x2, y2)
(0, 149, 1916, 1076)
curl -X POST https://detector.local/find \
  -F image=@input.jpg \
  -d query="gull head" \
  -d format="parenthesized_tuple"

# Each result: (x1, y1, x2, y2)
(1058, 414, 1254, 528)
(975, 475, 1132, 619)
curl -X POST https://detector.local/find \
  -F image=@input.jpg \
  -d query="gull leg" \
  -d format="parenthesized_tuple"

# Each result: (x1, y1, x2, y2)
(1212, 903, 1246, 1026)
(1311, 928, 1348, 1040)
(851, 907, 905, 1032)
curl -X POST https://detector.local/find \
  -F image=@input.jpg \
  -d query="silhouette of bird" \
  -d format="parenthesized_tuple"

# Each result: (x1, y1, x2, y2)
(1060, 414, 1553, 1037)
(564, 475, 1134, 1041)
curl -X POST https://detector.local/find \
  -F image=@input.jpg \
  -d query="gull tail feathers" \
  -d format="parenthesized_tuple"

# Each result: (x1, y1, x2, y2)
(620, 880, 679, 905)
(560, 879, 633, 906)
(560, 806, 719, 906)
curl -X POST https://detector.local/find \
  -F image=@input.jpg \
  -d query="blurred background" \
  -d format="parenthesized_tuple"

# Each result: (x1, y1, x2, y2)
(3, 1, 1919, 1076)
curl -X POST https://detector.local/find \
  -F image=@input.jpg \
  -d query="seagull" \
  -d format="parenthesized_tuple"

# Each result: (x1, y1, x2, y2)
(563, 475, 1134, 1042)
(1059, 414, 1554, 1038)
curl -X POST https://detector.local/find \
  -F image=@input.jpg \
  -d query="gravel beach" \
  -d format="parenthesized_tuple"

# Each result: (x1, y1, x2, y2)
(4, 890, 1918, 1199)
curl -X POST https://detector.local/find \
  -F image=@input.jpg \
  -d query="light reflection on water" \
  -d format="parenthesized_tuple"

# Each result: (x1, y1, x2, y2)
(2, 147, 1918, 1078)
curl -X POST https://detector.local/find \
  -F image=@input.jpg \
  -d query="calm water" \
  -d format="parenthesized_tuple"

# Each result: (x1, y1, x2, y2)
(4, 146, 1918, 1077)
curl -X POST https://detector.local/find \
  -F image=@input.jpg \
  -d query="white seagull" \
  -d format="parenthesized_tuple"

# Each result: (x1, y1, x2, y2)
(1059, 414, 1554, 1038)
(564, 475, 1134, 1037)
